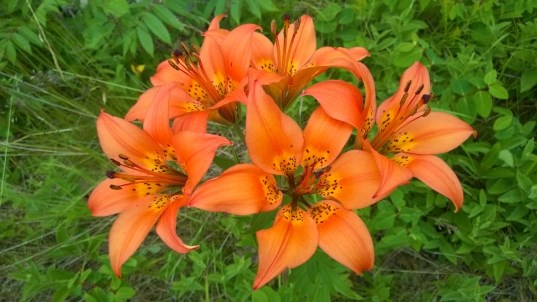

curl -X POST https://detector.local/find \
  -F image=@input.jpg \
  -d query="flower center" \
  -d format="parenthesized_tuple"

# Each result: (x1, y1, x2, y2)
(106, 153, 188, 195)
(271, 15, 301, 76)
(371, 80, 432, 151)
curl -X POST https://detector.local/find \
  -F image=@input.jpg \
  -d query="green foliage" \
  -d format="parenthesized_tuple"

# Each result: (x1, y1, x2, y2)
(1, 0, 536, 300)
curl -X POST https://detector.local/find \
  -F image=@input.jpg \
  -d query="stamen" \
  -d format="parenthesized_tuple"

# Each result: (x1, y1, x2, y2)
(422, 94, 432, 104)
(168, 60, 180, 70)
(106, 170, 116, 179)
(110, 159, 121, 166)
(109, 184, 122, 190)
(415, 84, 424, 95)
(119, 154, 129, 160)
(314, 166, 331, 179)
(399, 93, 408, 106)
(404, 80, 412, 93)
(422, 105, 431, 117)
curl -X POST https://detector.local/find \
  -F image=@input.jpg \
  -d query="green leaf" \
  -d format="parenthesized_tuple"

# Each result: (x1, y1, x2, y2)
(451, 78, 473, 95)
(484, 69, 497, 85)
(11, 33, 32, 54)
(99, 0, 130, 18)
(473, 91, 493, 118)
(520, 69, 537, 92)
(493, 115, 513, 131)
(230, 1, 242, 24)
(136, 26, 154, 56)
(143, 13, 171, 44)
(246, 0, 261, 19)
(5, 40, 16, 63)
(318, 3, 342, 21)
(258, 0, 278, 12)
(153, 6, 184, 31)
(488, 83, 509, 99)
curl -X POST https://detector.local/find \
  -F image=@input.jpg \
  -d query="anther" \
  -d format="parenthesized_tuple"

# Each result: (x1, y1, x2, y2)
(422, 94, 431, 104)
(271, 19, 277, 35)
(168, 60, 180, 70)
(109, 184, 123, 190)
(106, 171, 116, 179)
(122, 159, 135, 168)
(404, 80, 412, 93)
(110, 159, 121, 166)
(415, 84, 424, 95)
(422, 105, 431, 117)
(399, 93, 408, 106)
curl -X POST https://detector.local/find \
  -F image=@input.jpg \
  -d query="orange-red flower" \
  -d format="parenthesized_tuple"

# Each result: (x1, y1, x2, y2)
(188, 79, 378, 289)
(88, 110, 230, 277)
(304, 62, 477, 210)
(126, 15, 259, 125)
(250, 15, 370, 109)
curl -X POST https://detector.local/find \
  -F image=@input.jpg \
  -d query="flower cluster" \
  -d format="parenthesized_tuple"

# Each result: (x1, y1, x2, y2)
(88, 15, 476, 289)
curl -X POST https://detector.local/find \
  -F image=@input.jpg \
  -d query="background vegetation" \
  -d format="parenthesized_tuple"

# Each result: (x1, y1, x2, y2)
(1, 0, 536, 300)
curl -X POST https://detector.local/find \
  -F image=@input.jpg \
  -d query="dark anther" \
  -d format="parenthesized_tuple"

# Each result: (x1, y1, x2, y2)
(314, 166, 331, 179)
(106, 171, 116, 179)
(422, 94, 431, 103)
(404, 80, 412, 93)
(119, 154, 129, 160)
(283, 13, 290, 22)
(173, 49, 182, 58)
(415, 84, 424, 95)
(110, 159, 121, 166)
(168, 60, 180, 70)
(109, 184, 123, 190)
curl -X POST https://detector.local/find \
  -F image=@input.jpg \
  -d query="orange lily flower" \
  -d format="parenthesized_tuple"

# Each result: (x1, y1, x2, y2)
(189, 79, 378, 289)
(88, 110, 230, 277)
(126, 15, 259, 125)
(304, 62, 477, 210)
(250, 14, 370, 110)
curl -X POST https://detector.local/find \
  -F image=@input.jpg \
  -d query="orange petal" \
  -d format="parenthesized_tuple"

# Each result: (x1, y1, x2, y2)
(189, 164, 282, 215)
(251, 32, 277, 72)
(402, 154, 464, 211)
(142, 86, 176, 146)
(346, 47, 370, 61)
(245, 80, 303, 175)
(150, 60, 179, 86)
(88, 178, 139, 216)
(108, 195, 166, 277)
(389, 112, 476, 154)
(253, 205, 318, 289)
(363, 141, 412, 199)
(302, 107, 352, 168)
(278, 15, 316, 72)
(125, 85, 193, 123)
(172, 111, 209, 133)
(376, 62, 430, 125)
(208, 14, 226, 31)
(97, 111, 165, 166)
(309, 200, 374, 274)
(316, 150, 381, 209)
(155, 195, 199, 253)
(303, 80, 363, 129)
(172, 131, 231, 193)
(220, 23, 260, 80)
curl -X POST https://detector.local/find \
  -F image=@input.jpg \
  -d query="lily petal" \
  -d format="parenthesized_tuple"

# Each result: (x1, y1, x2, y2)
(376, 62, 430, 126)
(302, 107, 352, 168)
(108, 195, 166, 277)
(220, 23, 260, 80)
(303, 80, 363, 129)
(172, 111, 209, 133)
(309, 200, 374, 274)
(390, 112, 476, 154)
(155, 195, 199, 253)
(251, 32, 278, 72)
(363, 141, 412, 200)
(278, 15, 316, 72)
(189, 164, 282, 215)
(402, 154, 464, 211)
(253, 205, 318, 289)
(97, 111, 165, 166)
(172, 131, 231, 193)
(125, 85, 193, 123)
(246, 80, 303, 175)
(89, 178, 142, 216)
(316, 150, 381, 209)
